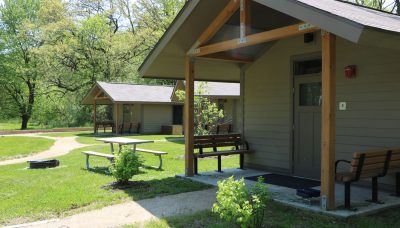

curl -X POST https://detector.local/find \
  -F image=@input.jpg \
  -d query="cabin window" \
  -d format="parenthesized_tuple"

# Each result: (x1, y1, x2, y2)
(294, 58, 322, 75)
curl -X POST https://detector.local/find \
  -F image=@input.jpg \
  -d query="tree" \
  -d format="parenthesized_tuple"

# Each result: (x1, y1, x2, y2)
(345, 0, 400, 14)
(0, 0, 69, 129)
(0, 0, 186, 129)
(176, 82, 224, 136)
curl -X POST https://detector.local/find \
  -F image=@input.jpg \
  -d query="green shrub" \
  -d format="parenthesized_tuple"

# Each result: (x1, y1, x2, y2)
(109, 147, 143, 184)
(212, 176, 269, 228)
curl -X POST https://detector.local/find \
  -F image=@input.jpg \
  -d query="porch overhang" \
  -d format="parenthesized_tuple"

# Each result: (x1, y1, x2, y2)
(138, 0, 400, 82)
(139, 0, 400, 212)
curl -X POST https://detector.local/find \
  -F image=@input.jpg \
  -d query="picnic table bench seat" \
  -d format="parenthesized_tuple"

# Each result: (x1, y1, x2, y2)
(194, 134, 254, 174)
(82, 151, 115, 169)
(135, 148, 168, 170)
(335, 149, 392, 209)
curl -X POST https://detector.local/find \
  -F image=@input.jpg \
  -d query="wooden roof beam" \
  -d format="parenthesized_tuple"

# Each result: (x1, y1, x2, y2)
(188, 0, 240, 52)
(94, 96, 109, 100)
(198, 53, 254, 63)
(191, 22, 319, 57)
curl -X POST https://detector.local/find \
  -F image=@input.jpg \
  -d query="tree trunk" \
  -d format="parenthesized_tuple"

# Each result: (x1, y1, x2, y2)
(20, 79, 36, 130)
(21, 115, 30, 130)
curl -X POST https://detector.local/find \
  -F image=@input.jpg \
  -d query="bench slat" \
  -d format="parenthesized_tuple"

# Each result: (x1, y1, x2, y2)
(351, 156, 388, 166)
(194, 137, 241, 144)
(135, 148, 168, 155)
(195, 149, 253, 158)
(354, 162, 393, 172)
(195, 142, 240, 149)
(82, 151, 114, 159)
(353, 150, 392, 158)
(194, 134, 241, 140)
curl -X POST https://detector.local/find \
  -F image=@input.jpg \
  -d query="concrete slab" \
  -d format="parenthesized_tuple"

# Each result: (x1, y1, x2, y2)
(177, 168, 400, 218)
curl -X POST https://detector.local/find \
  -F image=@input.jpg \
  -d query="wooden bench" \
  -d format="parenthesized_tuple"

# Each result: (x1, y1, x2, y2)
(118, 123, 140, 134)
(387, 148, 400, 195)
(206, 123, 233, 135)
(95, 121, 115, 133)
(193, 134, 253, 174)
(135, 148, 168, 170)
(82, 151, 115, 169)
(335, 149, 392, 209)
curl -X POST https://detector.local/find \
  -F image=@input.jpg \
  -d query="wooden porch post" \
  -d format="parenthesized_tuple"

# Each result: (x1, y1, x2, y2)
(114, 103, 119, 134)
(321, 31, 336, 210)
(93, 100, 97, 134)
(184, 56, 195, 177)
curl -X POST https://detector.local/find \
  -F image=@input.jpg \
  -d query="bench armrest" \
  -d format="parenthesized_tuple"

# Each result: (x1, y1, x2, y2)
(335, 160, 350, 173)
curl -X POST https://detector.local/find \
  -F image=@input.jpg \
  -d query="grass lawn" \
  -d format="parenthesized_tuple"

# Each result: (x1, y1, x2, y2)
(0, 135, 239, 225)
(136, 202, 400, 228)
(0, 120, 45, 131)
(0, 136, 55, 161)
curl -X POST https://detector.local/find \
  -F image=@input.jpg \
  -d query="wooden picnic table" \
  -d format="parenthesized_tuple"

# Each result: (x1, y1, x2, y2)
(96, 137, 154, 154)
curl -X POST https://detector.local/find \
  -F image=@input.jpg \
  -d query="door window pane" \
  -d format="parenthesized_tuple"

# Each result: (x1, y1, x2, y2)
(294, 59, 322, 75)
(299, 82, 321, 106)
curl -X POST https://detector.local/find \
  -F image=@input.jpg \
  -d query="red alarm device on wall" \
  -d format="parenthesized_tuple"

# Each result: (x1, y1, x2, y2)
(344, 65, 356, 78)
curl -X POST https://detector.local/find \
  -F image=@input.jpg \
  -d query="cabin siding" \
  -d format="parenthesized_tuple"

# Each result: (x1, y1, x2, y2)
(335, 38, 400, 185)
(234, 99, 241, 133)
(243, 34, 400, 185)
(244, 35, 320, 171)
(121, 104, 141, 124)
(142, 104, 173, 134)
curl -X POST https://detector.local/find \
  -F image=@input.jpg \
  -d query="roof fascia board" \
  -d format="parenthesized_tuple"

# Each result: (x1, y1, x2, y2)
(138, 0, 200, 77)
(81, 83, 98, 105)
(200, 95, 240, 99)
(114, 101, 182, 105)
(142, 75, 240, 83)
(254, 0, 364, 43)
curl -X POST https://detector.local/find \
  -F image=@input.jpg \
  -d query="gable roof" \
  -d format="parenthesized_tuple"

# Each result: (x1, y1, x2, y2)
(139, 0, 400, 80)
(82, 82, 176, 105)
(295, 0, 400, 33)
(256, 0, 400, 42)
(82, 81, 240, 105)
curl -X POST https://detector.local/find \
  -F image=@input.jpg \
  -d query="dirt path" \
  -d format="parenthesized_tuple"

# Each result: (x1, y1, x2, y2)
(10, 188, 216, 228)
(0, 136, 88, 166)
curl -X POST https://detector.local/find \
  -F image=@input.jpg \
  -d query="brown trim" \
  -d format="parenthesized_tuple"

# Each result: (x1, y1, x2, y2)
(93, 100, 97, 133)
(184, 56, 195, 177)
(194, 0, 240, 48)
(320, 31, 336, 210)
(192, 23, 319, 57)
(198, 53, 254, 63)
(94, 97, 109, 100)
(142, 75, 240, 83)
